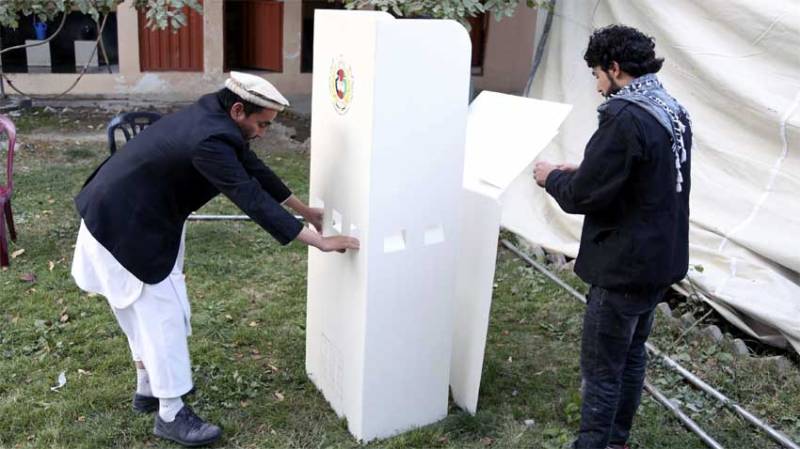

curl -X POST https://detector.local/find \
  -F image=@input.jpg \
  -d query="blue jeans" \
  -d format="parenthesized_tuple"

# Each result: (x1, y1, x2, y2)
(573, 285, 665, 449)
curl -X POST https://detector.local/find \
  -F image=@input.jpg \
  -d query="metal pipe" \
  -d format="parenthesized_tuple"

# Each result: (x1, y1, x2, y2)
(0, 12, 68, 56)
(500, 239, 799, 449)
(188, 214, 305, 222)
(500, 241, 588, 304)
(648, 345, 800, 449)
(188, 214, 251, 221)
(644, 380, 725, 449)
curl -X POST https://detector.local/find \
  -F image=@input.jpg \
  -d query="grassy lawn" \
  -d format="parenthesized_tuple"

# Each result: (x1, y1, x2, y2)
(1, 108, 798, 448)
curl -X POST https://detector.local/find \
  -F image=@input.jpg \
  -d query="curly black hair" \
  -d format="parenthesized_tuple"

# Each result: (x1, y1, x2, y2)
(583, 25, 664, 77)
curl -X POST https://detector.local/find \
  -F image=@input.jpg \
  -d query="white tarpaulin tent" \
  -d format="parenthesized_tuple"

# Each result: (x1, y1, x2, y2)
(502, 0, 800, 352)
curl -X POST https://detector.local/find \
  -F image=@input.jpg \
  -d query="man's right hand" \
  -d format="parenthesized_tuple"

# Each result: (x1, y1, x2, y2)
(320, 235, 360, 253)
(296, 228, 360, 253)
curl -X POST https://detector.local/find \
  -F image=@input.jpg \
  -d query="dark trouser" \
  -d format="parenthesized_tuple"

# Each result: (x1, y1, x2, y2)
(573, 285, 665, 449)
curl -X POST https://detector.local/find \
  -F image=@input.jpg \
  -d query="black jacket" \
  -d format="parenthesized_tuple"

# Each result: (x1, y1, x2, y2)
(545, 100, 692, 291)
(75, 94, 303, 284)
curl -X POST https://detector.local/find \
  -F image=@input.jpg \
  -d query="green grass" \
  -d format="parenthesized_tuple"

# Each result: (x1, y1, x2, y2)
(1, 113, 798, 448)
(9, 107, 112, 135)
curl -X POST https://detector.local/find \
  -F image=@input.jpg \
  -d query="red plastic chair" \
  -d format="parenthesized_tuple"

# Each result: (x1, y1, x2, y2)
(0, 115, 16, 267)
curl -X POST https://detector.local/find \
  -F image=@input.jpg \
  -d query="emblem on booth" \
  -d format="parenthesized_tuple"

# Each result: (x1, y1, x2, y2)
(329, 57, 354, 114)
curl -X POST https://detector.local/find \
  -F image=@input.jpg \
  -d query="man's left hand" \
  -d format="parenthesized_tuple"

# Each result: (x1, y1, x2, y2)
(533, 161, 557, 187)
(305, 208, 324, 233)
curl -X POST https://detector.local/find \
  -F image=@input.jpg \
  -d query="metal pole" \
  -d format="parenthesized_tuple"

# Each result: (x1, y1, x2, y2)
(644, 380, 726, 449)
(188, 214, 251, 221)
(188, 214, 305, 222)
(648, 345, 800, 449)
(500, 239, 800, 449)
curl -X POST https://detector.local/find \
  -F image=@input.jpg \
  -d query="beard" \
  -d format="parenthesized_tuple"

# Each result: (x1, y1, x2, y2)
(603, 77, 622, 98)
(241, 128, 259, 141)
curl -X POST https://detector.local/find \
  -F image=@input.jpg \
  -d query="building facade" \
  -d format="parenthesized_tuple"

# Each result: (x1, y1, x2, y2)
(0, 1, 537, 103)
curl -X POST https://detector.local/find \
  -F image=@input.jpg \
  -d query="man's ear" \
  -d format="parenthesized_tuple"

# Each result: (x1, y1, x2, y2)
(230, 102, 245, 120)
(609, 61, 624, 80)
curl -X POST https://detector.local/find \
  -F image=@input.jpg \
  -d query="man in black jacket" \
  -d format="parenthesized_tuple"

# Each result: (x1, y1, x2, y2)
(71, 72, 358, 447)
(533, 26, 692, 449)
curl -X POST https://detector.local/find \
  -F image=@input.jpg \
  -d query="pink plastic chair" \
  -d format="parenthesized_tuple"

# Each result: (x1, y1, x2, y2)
(0, 115, 17, 267)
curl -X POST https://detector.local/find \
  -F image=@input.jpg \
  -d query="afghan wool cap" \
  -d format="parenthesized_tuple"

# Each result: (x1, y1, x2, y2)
(225, 71, 290, 111)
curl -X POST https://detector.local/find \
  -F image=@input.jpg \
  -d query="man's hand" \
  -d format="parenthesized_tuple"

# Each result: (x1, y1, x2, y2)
(320, 235, 360, 253)
(283, 195, 323, 232)
(533, 161, 557, 187)
(305, 207, 324, 233)
(296, 228, 360, 253)
(557, 163, 579, 172)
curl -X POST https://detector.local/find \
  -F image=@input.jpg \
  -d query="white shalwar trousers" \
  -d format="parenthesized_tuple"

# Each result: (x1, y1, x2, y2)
(72, 220, 194, 398)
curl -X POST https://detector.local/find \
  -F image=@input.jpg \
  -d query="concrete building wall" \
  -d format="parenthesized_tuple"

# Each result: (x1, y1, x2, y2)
(1, 2, 536, 103)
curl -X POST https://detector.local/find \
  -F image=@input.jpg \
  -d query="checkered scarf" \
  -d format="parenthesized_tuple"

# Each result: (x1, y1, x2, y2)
(600, 73, 691, 192)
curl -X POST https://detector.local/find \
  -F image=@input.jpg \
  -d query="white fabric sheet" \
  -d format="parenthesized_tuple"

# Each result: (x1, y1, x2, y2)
(503, 0, 800, 352)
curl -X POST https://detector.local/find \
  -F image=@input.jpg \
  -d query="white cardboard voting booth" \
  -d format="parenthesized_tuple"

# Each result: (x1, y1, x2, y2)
(450, 92, 572, 414)
(306, 10, 572, 440)
(305, 10, 471, 441)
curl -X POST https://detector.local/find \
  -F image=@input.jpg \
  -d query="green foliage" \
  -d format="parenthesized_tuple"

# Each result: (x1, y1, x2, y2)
(342, 0, 551, 27)
(131, 0, 203, 31)
(0, 0, 202, 31)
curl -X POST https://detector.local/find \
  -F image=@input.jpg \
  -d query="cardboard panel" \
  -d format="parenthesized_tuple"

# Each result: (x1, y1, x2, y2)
(451, 92, 572, 414)
(450, 187, 502, 414)
(306, 10, 471, 441)
(464, 92, 572, 191)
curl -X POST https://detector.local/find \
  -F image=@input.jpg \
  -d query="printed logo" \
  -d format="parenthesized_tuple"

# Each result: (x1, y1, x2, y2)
(329, 56, 354, 114)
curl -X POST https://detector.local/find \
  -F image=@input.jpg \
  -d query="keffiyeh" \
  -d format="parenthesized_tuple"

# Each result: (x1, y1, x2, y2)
(599, 73, 691, 192)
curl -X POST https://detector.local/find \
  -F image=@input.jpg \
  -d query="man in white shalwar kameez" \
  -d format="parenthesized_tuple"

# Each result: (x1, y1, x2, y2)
(72, 73, 358, 446)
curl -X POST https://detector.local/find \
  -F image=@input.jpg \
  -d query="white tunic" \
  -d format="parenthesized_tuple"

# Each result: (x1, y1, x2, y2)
(71, 220, 194, 397)
(72, 221, 145, 308)
(72, 220, 188, 317)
